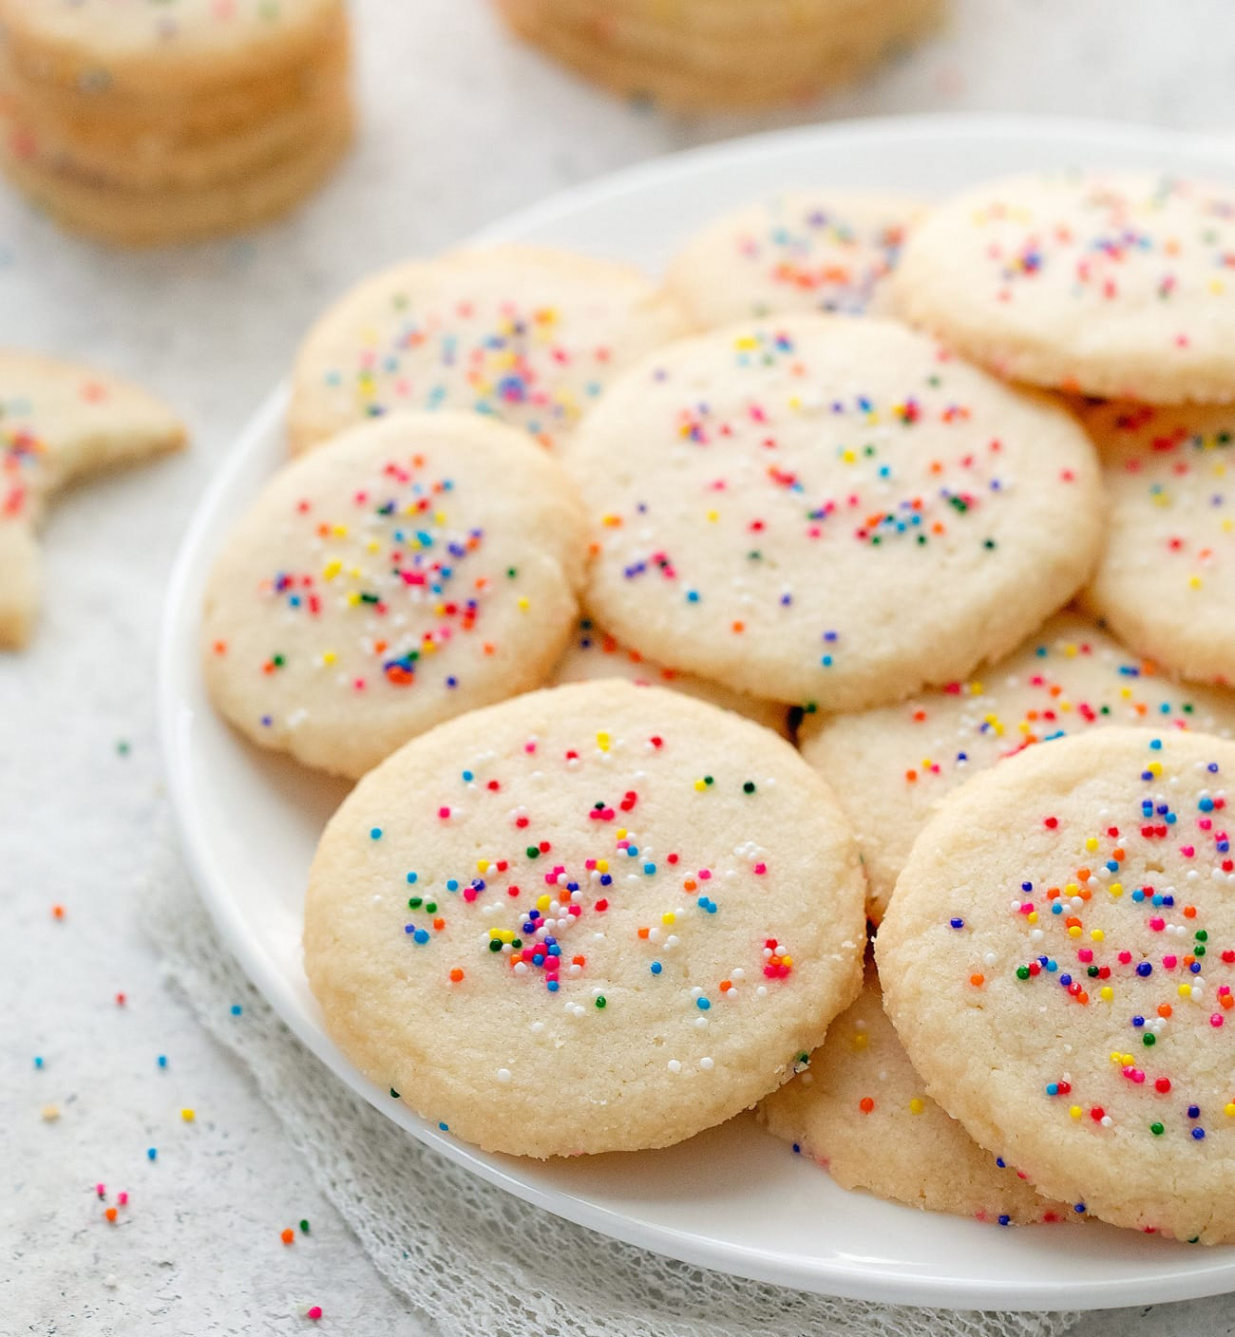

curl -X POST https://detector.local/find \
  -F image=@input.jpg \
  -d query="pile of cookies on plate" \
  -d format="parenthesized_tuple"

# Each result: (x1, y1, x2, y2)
(202, 171, 1235, 1245)
(0, 0, 352, 246)
(495, 0, 945, 110)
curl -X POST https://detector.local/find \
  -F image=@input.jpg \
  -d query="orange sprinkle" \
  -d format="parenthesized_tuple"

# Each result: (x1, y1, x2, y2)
(1184, 906, 1197, 919)
(449, 968, 464, 983)
(281, 1228, 295, 1245)
(859, 1097, 875, 1114)
(719, 980, 733, 992)
(433, 917, 445, 931)
(969, 973, 985, 987)
(1158, 1003, 1173, 1018)
(212, 640, 227, 655)
(905, 769, 918, 783)
(104, 1207, 118, 1224)
(51, 904, 65, 921)
(731, 620, 745, 634)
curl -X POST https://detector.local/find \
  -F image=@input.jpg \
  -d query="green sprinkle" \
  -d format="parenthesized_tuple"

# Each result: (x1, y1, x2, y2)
(595, 996, 606, 1009)
(1151, 1122, 1164, 1136)
(1016, 966, 1031, 980)
(408, 897, 423, 909)
(1143, 1033, 1156, 1047)
(743, 781, 756, 794)
(526, 846, 540, 859)
(299, 1219, 310, 1234)
(390, 1088, 400, 1099)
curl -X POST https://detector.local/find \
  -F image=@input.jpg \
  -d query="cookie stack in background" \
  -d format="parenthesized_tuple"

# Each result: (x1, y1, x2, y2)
(495, 0, 946, 111)
(0, 0, 353, 246)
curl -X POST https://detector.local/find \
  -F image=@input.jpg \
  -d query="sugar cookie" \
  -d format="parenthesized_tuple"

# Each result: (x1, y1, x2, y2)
(666, 192, 920, 329)
(894, 172, 1235, 403)
(0, 352, 185, 648)
(202, 412, 587, 779)
(1082, 402, 1235, 685)
(304, 679, 867, 1157)
(801, 612, 1235, 920)
(550, 617, 791, 737)
(565, 315, 1104, 711)
(288, 244, 689, 454)
(760, 967, 1074, 1225)
(878, 727, 1235, 1243)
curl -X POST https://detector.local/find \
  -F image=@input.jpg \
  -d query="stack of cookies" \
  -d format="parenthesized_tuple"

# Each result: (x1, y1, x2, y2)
(0, 0, 352, 246)
(196, 169, 1235, 1245)
(495, 0, 945, 111)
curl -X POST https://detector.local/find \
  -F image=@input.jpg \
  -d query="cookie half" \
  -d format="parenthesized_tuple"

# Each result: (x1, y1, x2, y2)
(666, 192, 921, 329)
(1, 351, 185, 648)
(304, 679, 867, 1157)
(801, 611, 1235, 920)
(878, 727, 1235, 1243)
(894, 172, 1235, 403)
(1083, 401, 1235, 685)
(565, 315, 1104, 711)
(760, 966, 1074, 1225)
(202, 412, 587, 779)
(288, 245, 690, 454)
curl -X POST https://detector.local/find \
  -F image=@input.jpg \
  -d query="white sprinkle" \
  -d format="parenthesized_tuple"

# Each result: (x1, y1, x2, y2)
(496, 1068, 511, 1083)
(699, 1057, 714, 1071)
(667, 1059, 682, 1073)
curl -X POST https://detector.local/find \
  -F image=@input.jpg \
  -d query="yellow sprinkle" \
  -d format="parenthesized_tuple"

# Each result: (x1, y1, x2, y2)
(706, 509, 719, 522)
(1179, 983, 1192, 998)
(1067, 924, 1081, 937)
(596, 859, 608, 873)
(536, 895, 551, 912)
(1085, 837, 1099, 852)
(1148, 761, 1162, 777)
(694, 778, 707, 792)
(1225, 1102, 1235, 1117)
(841, 448, 857, 464)
(1109, 1051, 1123, 1065)
(969, 682, 984, 696)
(662, 912, 676, 926)
(332, 524, 348, 538)
(781, 955, 793, 967)
(1069, 1105, 1083, 1120)
(1066, 883, 1079, 896)
(1109, 883, 1123, 899)
(1059, 700, 1073, 713)
(347, 591, 361, 606)
(517, 598, 530, 612)
(1189, 575, 1203, 590)
(181, 1108, 195, 1123)
(366, 539, 380, 554)
(1027, 911, 1039, 924)
(323, 559, 342, 581)
(1211, 278, 1225, 295)
(321, 651, 337, 666)
(1100, 986, 1114, 1001)
(1091, 928, 1105, 941)
(1062, 641, 1078, 658)
(909, 1098, 925, 1115)
(602, 514, 621, 527)
(348, 565, 361, 579)
(434, 510, 446, 525)
(734, 335, 759, 351)
(477, 860, 489, 873)
(983, 713, 1004, 737)
(597, 731, 610, 752)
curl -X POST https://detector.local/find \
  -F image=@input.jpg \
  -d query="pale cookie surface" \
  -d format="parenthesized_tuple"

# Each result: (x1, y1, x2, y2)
(1082, 402, 1235, 685)
(878, 728, 1235, 1243)
(565, 315, 1103, 711)
(304, 680, 867, 1158)
(202, 412, 587, 780)
(894, 172, 1235, 403)
(802, 612, 1235, 920)
(0, 0, 342, 90)
(760, 969, 1073, 1225)
(666, 192, 920, 328)
(289, 244, 690, 454)
(550, 617, 790, 737)
(0, 351, 185, 647)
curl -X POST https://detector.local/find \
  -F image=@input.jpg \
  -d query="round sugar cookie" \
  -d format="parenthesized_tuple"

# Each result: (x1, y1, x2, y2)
(760, 967, 1074, 1225)
(801, 612, 1235, 920)
(303, 679, 867, 1157)
(288, 245, 690, 454)
(894, 172, 1235, 403)
(666, 193, 920, 328)
(202, 412, 587, 780)
(1082, 402, 1235, 685)
(565, 315, 1104, 712)
(877, 727, 1235, 1244)
(0, 0, 344, 95)
(550, 617, 791, 737)
(0, 107, 353, 247)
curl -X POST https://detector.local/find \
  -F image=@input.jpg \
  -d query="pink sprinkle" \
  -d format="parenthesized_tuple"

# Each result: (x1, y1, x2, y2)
(1163, 954, 1178, 969)
(753, 862, 767, 876)
(438, 807, 451, 820)
(1180, 845, 1196, 858)
(96, 1183, 105, 1199)
(117, 1192, 128, 1206)
(1118, 951, 1133, 964)
(307, 1306, 323, 1321)
(1212, 1014, 1225, 1028)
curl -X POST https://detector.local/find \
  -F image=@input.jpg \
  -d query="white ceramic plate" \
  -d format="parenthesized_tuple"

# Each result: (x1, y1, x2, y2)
(161, 114, 1235, 1310)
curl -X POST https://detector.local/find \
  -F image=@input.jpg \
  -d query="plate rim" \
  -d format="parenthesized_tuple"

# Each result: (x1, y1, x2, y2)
(159, 111, 1235, 1312)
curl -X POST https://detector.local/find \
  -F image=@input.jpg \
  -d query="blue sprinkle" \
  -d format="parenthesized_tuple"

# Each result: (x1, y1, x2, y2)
(1136, 962, 1153, 977)
(370, 828, 382, 840)
(157, 1055, 167, 1069)
(230, 1004, 243, 1017)
(650, 961, 662, 975)
(406, 872, 418, 885)
(950, 917, 964, 929)
(147, 1148, 158, 1161)
(413, 929, 430, 945)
